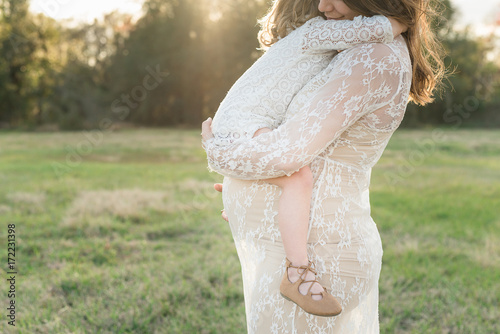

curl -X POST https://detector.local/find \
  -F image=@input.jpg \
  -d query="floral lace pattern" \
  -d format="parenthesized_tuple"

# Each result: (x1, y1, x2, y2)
(211, 15, 393, 146)
(204, 37, 411, 333)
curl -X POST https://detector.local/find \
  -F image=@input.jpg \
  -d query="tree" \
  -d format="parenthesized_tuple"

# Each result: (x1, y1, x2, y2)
(0, 0, 498, 129)
(402, 0, 500, 128)
(47, 12, 131, 129)
(105, 0, 269, 126)
(0, 0, 37, 125)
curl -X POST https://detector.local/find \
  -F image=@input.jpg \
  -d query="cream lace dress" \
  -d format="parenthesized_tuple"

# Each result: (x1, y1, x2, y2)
(203, 21, 412, 334)
(211, 15, 394, 145)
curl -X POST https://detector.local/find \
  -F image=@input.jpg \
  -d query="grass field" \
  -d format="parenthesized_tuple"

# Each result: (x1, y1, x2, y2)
(0, 128, 498, 333)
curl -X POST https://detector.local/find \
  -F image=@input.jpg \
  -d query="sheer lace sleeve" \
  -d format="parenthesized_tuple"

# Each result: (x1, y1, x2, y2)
(302, 15, 393, 52)
(202, 43, 408, 180)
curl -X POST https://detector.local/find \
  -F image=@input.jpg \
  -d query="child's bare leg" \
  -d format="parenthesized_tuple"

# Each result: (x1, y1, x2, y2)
(253, 128, 324, 300)
(267, 168, 312, 265)
(265, 167, 324, 300)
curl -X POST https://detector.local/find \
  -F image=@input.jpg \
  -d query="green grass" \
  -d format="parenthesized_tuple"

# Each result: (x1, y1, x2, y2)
(0, 128, 498, 333)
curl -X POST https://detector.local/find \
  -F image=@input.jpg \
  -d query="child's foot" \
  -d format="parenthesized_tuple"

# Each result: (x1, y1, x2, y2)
(279, 258, 342, 317)
(287, 265, 324, 301)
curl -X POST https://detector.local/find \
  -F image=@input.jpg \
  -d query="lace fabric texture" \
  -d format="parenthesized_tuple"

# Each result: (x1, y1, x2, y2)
(211, 15, 393, 146)
(204, 35, 411, 334)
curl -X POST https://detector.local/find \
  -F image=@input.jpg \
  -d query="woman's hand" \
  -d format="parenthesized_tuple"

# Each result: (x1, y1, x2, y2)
(389, 18, 408, 38)
(202, 117, 214, 141)
(214, 183, 229, 222)
(202, 118, 227, 222)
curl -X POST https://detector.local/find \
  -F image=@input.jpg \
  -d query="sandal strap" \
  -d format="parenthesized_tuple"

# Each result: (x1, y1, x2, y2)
(285, 258, 325, 295)
(285, 258, 318, 277)
(302, 279, 326, 295)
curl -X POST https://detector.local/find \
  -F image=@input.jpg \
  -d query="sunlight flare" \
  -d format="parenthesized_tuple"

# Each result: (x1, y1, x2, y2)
(30, 0, 144, 23)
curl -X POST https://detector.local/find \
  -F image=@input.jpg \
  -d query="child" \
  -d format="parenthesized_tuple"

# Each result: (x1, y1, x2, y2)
(205, 9, 402, 317)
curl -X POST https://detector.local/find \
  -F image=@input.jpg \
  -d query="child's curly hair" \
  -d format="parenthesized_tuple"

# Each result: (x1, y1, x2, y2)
(258, 0, 324, 49)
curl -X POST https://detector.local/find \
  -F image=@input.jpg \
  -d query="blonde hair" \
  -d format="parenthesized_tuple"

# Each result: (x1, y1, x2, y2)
(258, 0, 446, 106)
(258, 0, 324, 49)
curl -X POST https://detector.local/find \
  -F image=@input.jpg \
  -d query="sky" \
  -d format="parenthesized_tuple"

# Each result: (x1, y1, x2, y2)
(452, 0, 500, 28)
(30, 0, 144, 23)
(29, 0, 500, 31)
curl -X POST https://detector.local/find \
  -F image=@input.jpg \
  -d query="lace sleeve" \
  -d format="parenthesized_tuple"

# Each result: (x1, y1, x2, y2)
(202, 44, 407, 180)
(302, 15, 393, 52)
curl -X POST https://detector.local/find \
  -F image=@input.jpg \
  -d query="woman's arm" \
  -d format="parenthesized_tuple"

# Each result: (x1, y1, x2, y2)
(202, 44, 407, 180)
(301, 15, 403, 52)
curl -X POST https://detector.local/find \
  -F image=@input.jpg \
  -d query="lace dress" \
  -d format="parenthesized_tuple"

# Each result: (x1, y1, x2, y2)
(211, 15, 393, 145)
(203, 34, 411, 334)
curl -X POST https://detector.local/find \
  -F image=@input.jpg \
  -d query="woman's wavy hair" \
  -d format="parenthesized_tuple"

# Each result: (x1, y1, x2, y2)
(258, 0, 446, 106)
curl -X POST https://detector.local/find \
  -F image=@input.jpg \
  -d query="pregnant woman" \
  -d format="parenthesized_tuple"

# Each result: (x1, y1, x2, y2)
(207, 0, 407, 317)
(203, 0, 444, 332)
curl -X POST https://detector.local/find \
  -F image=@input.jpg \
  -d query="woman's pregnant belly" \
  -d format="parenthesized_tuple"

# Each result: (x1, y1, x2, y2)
(222, 175, 383, 313)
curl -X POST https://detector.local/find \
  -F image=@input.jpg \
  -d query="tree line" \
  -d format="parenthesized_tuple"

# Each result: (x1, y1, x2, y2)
(0, 0, 499, 130)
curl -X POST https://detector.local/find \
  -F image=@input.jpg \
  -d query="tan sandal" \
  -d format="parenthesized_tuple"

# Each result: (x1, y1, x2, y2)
(280, 258, 342, 317)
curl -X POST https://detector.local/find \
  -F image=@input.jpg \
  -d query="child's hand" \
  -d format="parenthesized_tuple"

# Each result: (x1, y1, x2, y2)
(201, 117, 214, 141)
(252, 127, 272, 138)
(389, 18, 408, 38)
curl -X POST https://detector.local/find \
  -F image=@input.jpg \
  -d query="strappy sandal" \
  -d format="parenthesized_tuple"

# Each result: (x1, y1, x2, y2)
(279, 258, 342, 317)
